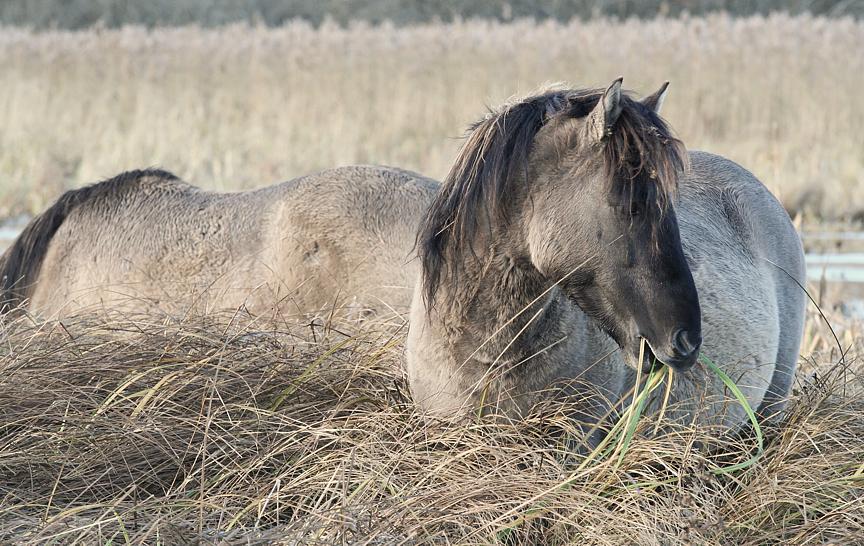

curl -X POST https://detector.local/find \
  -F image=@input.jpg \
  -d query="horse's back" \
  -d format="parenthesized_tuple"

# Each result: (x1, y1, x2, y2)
(21, 166, 438, 318)
(261, 165, 438, 316)
(677, 151, 806, 421)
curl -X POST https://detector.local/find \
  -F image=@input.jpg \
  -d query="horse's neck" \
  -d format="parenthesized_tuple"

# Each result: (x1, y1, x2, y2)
(439, 257, 571, 363)
(407, 252, 599, 416)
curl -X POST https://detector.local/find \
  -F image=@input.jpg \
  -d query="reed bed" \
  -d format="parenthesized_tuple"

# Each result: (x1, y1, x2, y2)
(0, 14, 862, 222)
(0, 304, 861, 544)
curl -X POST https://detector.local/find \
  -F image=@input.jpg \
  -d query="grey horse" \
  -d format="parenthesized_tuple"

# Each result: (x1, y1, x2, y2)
(406, 80, 805, 429)
(0, 80, 805, 429)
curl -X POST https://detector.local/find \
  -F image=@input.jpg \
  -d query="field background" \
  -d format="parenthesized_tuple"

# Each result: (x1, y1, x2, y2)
(0, 13, 863, 223)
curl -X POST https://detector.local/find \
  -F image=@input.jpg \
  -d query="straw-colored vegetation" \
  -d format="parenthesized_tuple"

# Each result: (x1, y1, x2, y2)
(0, 13, 862, 222)
(2, 12, 864, 544)
(0, 304, 861, 544)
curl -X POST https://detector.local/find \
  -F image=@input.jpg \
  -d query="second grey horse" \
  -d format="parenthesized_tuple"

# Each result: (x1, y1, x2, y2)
(0, 166, 435, 319)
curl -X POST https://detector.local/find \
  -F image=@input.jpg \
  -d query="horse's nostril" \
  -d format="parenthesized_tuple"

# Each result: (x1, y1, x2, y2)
(673, 328, 701, 356)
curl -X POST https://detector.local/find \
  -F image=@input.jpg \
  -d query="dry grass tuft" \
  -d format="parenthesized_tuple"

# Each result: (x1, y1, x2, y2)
(0, 309, 861, 544)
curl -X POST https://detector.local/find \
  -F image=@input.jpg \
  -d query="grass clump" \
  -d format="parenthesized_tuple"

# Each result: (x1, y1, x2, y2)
(0, 311, 862, 544)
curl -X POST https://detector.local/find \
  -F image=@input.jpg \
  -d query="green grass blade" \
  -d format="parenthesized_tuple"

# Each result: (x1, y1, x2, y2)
(700, 355, 765, 475)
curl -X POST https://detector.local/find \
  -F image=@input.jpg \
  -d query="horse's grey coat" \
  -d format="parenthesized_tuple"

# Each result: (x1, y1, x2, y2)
(0, 85, 805, 430)
(403, 148, 805, 428)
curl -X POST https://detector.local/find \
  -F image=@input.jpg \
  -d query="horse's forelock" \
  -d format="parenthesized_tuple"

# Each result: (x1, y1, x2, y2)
(599, 98, 686, 218)
(417, 87, 686, 305)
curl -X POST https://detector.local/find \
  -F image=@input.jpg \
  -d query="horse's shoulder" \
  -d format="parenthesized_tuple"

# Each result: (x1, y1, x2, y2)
(686, 151, 786, 220)
(683, 151, 799, 266)
(686, 151, 757, 186)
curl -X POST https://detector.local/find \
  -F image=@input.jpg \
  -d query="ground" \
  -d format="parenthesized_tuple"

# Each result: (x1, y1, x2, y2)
(0, 306, 860, 544)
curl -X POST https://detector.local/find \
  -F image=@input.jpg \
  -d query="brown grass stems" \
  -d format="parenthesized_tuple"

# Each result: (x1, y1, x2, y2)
(0, 304, 860, 544)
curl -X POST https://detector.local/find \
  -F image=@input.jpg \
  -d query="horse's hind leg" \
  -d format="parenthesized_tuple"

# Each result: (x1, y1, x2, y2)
(756, 339, 804, 421)
(756, 262, 807, 422)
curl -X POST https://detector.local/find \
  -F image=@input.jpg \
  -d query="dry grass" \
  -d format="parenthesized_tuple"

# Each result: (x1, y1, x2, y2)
(0, 14, 862, 222)
(0, 303, 861, 544)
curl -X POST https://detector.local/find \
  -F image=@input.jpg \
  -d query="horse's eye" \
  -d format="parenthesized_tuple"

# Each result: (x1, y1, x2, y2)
(629, 203, 642, 217)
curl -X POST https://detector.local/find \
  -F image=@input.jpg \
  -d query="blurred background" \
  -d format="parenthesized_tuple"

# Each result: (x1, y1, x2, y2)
(0, 0, 863, 300)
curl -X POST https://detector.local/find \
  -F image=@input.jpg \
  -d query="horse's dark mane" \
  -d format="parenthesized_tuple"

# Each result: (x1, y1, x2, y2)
(417, 87, 688, 306)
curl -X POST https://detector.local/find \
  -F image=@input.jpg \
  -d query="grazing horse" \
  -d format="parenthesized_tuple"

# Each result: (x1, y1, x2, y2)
(0, 80, 805, 429)
(405, 80, 805, 428)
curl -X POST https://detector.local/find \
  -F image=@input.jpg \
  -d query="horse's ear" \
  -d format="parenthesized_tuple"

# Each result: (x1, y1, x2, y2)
(587, 77, 623, 143)
(642, 81, 670, 114)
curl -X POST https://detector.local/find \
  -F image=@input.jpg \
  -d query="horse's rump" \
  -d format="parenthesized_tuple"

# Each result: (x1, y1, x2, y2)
(0, 170, 184, 313)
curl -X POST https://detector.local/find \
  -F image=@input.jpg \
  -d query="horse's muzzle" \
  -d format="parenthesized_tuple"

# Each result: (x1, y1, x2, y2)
(640, 329, 701, 372)
(663, 328, 702, 371)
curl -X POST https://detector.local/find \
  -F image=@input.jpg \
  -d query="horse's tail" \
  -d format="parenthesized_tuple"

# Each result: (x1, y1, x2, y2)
(0, 188, 93, 313)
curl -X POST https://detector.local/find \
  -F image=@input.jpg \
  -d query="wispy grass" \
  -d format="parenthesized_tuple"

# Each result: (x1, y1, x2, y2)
(0, 14, 862, 221)
(0, 308, 861, 544)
